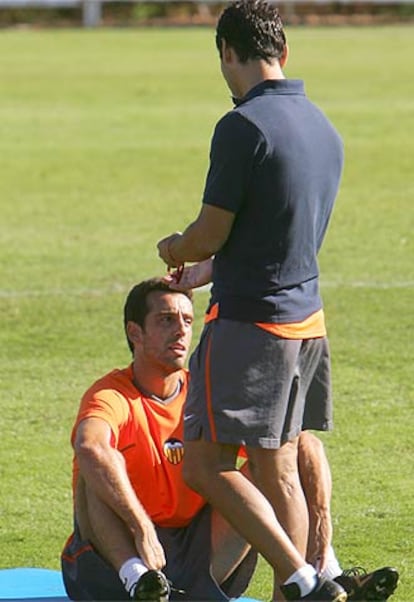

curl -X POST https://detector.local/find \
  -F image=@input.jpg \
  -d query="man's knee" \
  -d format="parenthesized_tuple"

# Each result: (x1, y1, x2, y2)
(246, 439, 302, 495)
(183, 441, 238, 494)
(299, 430, 323, 452)
(298, 431, 327, 469)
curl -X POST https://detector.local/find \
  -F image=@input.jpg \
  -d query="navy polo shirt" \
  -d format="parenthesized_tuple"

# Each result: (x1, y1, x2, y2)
(202, 79, 344, 323)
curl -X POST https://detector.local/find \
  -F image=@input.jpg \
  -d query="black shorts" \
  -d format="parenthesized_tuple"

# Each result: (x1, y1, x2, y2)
(185, 319, 333, 448)
(61, 505, 257, 601)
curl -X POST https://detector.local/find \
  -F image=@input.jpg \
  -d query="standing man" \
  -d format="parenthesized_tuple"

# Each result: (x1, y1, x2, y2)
(157, 1, 345, 600)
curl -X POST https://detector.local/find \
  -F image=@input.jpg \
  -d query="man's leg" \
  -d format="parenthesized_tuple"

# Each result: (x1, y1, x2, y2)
(183, 439, 308, 583)
(298, 432, 399, 601)
(76, 479, 169, 601)
(246, 437, 309, 599)
(209, 447, 308, 596)
(184, 440, 350, 601)
(61, 480, 132, 600)
(247, 437, 309, 557)
(210, 505, 252, 584)
(298, 431, 333, 572)
(184, 324, 346, 601)
(76, 478, 137, 572)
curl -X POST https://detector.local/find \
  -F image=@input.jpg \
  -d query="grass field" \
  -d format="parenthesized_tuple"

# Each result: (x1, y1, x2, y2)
(0, 25, 413, 601)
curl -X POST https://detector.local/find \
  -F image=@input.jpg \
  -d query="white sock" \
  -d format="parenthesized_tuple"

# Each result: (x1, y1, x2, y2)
(284, 564, 318, 597)
(119, 557, 148, 596)
(320, 546, 343, 580)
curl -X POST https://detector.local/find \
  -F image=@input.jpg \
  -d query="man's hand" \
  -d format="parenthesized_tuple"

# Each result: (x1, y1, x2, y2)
(133, 519, 166, 571)
(157, 232, 183, 268)
(163, 258, 213, 291)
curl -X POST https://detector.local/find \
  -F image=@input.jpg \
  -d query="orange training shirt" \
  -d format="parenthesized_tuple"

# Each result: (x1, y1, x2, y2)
(71, 365, 205, 528)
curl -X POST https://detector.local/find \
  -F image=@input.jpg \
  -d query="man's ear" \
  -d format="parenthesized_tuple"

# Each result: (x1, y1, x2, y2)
(126, 321, 143, 349)
(280, 43, 289, 68)
(221, 39, 235, 64)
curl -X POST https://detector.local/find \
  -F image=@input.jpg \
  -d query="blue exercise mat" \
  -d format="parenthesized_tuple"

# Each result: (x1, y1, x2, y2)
(0, 568, 69, 601)
(0, 567, 260, 601)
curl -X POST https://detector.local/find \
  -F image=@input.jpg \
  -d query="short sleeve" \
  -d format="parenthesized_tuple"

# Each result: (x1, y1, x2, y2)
(202, 111, 265, 214)
(72, 388, 130, 447)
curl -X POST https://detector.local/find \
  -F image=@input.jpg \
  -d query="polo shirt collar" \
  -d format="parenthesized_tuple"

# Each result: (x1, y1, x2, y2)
(232, 79, 305, 106)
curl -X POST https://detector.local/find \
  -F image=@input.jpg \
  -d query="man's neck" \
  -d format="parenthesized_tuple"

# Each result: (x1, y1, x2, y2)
(235, 60, 285, 99)
(131, 363, 182, 401)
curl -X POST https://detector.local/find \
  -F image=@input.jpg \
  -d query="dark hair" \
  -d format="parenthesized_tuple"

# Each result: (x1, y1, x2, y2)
(216, 0, 286, 64)
(123, 278, 193, 353)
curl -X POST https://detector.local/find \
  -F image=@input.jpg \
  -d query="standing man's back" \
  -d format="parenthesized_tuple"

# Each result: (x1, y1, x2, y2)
(206, 79, 343, 322)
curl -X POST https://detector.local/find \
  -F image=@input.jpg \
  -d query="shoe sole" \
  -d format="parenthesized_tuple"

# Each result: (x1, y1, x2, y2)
(334, 593, 348, 602)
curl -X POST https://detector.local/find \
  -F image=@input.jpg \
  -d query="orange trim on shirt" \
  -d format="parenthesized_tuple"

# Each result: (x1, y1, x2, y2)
(205, 303, 326, 339)
(256, 309, 326, 339)
(204, 332, 217, 442)
(204, 302, 219, 323)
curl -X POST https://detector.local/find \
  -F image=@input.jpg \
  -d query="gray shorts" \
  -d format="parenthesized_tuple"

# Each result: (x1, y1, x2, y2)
(185, 319, 333, 448)
(61, 505, 257, 601)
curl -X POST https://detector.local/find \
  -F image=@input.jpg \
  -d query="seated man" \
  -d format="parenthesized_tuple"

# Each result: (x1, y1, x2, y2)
(61, 279, 256, 601)
(61, 278, 398, 602)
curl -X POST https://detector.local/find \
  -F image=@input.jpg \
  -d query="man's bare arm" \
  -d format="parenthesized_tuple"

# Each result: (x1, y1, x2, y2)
(74, 417, 165, 570)
(157, 204, 235, 267)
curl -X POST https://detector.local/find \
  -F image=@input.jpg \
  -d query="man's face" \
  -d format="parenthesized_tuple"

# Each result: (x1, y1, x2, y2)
(135, 290, 193, 374)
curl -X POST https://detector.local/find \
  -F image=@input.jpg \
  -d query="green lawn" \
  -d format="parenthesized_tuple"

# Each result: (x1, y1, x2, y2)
(0, 26, 413, 601)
